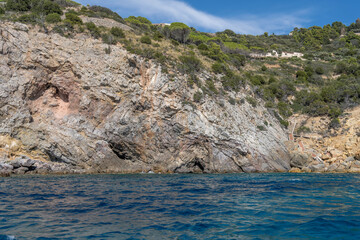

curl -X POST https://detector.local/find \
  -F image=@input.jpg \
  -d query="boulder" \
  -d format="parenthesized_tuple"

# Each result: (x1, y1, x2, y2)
(0, 169, 11, 177)
(34, 162, 52, 174)
(301, 166, 312, 173)
(321, 153, 331, 160)
(0, 163, 13, 170)
(309, 164, 326, 172)
(10, 156, 36, 168)
(290, 152, 312, 168)
(335, 164, 347, 173)
(289, 167, 302, 173)
(329, 149, 343, 158)
(20, 158, 36, 168)
(327, 163, 340, 172)
(351, 160, 360, 168)
(12, 167, 29, 174)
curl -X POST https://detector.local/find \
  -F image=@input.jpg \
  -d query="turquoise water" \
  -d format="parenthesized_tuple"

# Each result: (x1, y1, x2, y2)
(1, 173, 360, 239)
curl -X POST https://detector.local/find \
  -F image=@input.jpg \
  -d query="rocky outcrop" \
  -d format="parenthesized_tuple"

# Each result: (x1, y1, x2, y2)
(80, 16, 132, 31)
(286, 107, 360, 173)
(0, 21, 291, 174)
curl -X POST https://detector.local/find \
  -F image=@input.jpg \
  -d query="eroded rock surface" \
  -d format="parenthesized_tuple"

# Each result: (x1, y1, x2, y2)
(287, 106, 360, 173)
(0, 22, 291, 174)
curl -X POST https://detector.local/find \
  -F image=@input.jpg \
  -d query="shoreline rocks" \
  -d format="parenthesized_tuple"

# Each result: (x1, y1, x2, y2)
(0, 154, 83, 177)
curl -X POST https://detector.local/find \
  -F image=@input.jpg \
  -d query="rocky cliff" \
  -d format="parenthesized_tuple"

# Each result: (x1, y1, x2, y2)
(287, 107, 360, 173)
(0, 21, 292, 175)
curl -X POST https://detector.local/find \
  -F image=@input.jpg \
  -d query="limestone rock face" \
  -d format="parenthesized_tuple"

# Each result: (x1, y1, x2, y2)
(0, 22, 291, 173)
(288, 106, 360, 173)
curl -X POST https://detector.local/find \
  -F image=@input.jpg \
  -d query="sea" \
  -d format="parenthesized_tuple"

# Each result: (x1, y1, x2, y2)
(1, 173, 360, 239)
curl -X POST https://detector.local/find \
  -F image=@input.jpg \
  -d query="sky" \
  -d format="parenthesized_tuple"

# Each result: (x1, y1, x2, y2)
(76, 0, 360, 35)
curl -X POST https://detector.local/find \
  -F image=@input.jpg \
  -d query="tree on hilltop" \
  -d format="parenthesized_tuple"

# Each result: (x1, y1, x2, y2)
(166, 22, 191, 43)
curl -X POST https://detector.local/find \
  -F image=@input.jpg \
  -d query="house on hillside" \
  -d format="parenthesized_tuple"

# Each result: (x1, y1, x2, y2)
(280, 51, 304, 58)
(250, 50, 303, 59)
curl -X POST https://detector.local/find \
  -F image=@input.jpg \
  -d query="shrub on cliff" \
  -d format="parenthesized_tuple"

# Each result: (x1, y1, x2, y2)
(65, 13, 83, 25)
(125, 16, 151, 25)
(6, 0, 31, 11)
(86, 22, 101, 38)
(171, 39, 180, 46)
(88, 5, 124, 23)
(140, 36, 152, 44)
(246, 97, 257, 107)
(45, 13, 61, 24)
(153, 31, 164, 41)
(227, 53, 246, 69)
(206, 79, 218, 94)
(304, 100, 329, 116)
(212, 62, 228, 74)
(17, 13, 38, 24)
(315, 66, 324, 75)
(278, 101, 293, 118)
(328, 118, 341, 129)
(0, 7, 5, 15)
(198, 43, 209, 51)
(296, 70, 308, 82)
(206, 43, 229, 62)
(53, 0, 80, 7)
(7, 0, 62, 15)
(102, 33, 117, 45)
(38, 0, 62, 15)
(250, 75, 266, 86)
(222, 73, 244, 92)
(110, 27, 125, 38)
(179, 52, 203, 74)
(193, 91, 203, 102)
(125, 16, 151, 30)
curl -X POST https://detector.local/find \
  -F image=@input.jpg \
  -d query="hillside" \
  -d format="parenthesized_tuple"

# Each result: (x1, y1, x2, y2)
(0, 0, 359, 175)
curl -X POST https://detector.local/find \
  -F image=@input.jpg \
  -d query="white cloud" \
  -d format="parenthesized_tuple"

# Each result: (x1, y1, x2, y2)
(79, 0, 311, 34)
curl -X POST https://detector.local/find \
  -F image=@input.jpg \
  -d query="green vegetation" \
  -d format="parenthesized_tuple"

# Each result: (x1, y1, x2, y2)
(179, 52, 203, 74)
(193, 91, 203, 102)
(110, 27, 125, 38)
(86, 22, 101, 38)
(166, 22, 191, 43)
(140, 35, 151, 44)
(223, 42, 248, 50)
(246, 97, 257, 108)
(18, 13, 38, 24)
(45, 13, 61, 23)
(65, 13, 82, 25)
(257, 125, 266, 131)
(6, 0, 32, 11)
(86, 5, 123, 22)
(126, 16, 151, 25)
(6, 0, 63, 15)
(125, 16, 151, 31)
(3, 0, 360, 128)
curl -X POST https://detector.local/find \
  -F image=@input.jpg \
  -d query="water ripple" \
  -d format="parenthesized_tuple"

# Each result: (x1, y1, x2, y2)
(1, 173, 360, 239)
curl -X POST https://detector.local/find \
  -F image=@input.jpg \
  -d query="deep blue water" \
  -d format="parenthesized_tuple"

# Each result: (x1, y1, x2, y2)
(1, 173, 360, 239)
